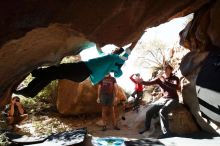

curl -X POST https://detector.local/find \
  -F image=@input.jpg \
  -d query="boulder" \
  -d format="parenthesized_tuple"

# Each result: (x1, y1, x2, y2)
(180, 49, 220, 134)
(120, 103, 199, 137)
(56, 79, 126, 115)
(169, 104, 199, 135)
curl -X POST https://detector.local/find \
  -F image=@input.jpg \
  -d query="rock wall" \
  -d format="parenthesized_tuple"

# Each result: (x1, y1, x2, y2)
(169, 104, 199, 135)
(180, 0, 220, 51)
(180, 51, 220, 134)
(179, 0, 220, 134)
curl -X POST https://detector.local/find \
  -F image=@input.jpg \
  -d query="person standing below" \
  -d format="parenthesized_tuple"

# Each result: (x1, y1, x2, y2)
(97, 74, 120, 131)
(130, 73, 144, 111)
(139, 64, 180, 137)
(4, 96, 28, 130)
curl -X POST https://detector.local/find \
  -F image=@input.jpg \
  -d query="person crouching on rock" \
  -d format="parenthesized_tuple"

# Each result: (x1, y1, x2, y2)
(4, 96, 28, 130)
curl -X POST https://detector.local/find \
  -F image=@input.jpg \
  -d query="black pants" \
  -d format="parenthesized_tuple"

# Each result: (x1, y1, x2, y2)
(15, 62, 91, 97)
(143, 98, 178, 134)
(131, 91, 143, 109)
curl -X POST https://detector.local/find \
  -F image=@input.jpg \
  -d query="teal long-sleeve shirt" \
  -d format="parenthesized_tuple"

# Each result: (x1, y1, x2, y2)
(85, 52, 129, 85)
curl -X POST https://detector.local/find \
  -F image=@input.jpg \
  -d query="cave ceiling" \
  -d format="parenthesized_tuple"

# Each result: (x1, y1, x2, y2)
(0, 0, 217, 104)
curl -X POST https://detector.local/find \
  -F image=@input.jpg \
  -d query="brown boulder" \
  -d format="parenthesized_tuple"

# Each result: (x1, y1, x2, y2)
(208, 0, 220, 47)
(169, 104, 199, 135)
(180, 49, 220, 134)
(56, 79, 126, 115)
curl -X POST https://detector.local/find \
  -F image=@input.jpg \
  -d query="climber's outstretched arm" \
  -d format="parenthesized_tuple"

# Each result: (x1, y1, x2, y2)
(129, 40, 138, 50)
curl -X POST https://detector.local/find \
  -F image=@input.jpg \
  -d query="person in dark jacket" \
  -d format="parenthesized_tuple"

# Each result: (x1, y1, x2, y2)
(139, 64, 180, 137)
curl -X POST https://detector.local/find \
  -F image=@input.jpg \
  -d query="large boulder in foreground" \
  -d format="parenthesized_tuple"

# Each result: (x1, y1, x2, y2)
(169, 103, 199, 135)
(180, 50, 220, 134)
(120, 103, 199, 137)
(56, 79, 126, 115)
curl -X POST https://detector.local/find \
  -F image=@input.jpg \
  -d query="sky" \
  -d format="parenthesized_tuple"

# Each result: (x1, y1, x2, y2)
(80, 14, 193, 93)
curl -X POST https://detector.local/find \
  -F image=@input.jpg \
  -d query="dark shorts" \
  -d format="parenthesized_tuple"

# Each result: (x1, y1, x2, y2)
(131, 91, 143, 99)
(100, 94, 114, 106)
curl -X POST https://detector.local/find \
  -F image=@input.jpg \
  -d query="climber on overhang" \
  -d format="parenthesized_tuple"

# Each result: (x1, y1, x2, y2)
(14, 41, 138, 98)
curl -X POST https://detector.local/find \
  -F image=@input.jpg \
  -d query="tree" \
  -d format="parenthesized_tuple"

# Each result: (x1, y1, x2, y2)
(132, 38, 167, 70)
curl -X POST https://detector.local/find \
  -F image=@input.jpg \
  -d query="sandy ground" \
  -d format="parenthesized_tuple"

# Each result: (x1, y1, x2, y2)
(13, 106, 159, 138)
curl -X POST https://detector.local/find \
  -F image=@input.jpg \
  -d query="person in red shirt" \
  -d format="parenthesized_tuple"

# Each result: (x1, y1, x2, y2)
(130, 73, 144, 111)
(97, 74, 120, 131)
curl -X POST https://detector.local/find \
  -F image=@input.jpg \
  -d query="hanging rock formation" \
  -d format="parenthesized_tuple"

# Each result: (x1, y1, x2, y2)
(179, 0, 220, 134)
(0, 0, 211, 102)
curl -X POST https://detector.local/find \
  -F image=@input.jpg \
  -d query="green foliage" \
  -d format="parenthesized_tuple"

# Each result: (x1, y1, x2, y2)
(135, 38, 167, 67)
(61, 55, 81, 64)
(16, 74, 58, 115)
(35, 80, 58, 104)
(22, 74, 34, 86)
(0, 132, 10, 146)
(19, 73, 58, 103)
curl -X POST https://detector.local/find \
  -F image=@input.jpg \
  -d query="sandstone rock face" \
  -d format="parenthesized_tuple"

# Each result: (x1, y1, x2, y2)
(208, 0, 220, 47)
(56, 79, 126, 115)
(0, 0, 208, 47)
(180, 51, 209, 77)
(182, 79, 219, 134)
(180, 0, 220, 51)
(180, 46, 220, 134)
(169, 104, 199, 135)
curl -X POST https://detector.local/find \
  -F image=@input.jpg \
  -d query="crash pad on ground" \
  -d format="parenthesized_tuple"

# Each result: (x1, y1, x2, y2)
(6, 127, 87, 146)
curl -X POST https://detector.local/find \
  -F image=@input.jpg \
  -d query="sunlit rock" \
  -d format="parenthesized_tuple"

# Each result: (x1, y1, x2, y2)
(56, 79, 126, 115)
(182, 79, 219, 134)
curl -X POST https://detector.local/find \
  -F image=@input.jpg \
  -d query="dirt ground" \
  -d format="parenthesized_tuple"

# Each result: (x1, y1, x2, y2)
(0, 95, 160, 145)
(12, 106, 158, 138)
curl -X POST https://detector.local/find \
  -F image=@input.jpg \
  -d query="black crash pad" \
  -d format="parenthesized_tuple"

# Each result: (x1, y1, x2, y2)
(124, 138, 165, 146)
(6, 127, 87, 146)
